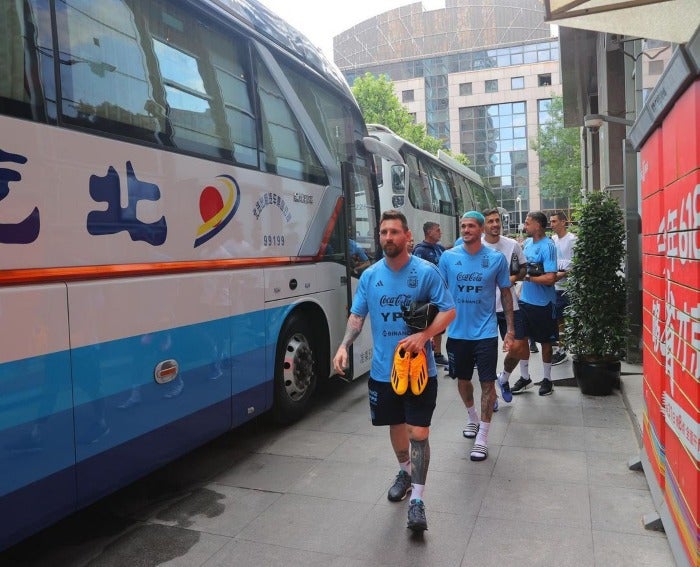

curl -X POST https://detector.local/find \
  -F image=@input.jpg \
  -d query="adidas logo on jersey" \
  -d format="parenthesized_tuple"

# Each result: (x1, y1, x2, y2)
(375, 280, 384, 287)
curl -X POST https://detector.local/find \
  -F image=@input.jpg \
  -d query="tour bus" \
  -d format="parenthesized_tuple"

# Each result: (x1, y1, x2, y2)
(0, 0, 400, 550)
(367, 124, 505, 246)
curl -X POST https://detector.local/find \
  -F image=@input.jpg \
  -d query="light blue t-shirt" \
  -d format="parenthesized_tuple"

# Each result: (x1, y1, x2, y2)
(521, 236, 558, 306)
(438, 244, 511, 340)
(351, 255, 455, 382)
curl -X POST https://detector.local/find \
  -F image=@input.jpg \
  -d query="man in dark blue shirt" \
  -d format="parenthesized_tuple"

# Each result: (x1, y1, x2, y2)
(412, 222, 448, 367)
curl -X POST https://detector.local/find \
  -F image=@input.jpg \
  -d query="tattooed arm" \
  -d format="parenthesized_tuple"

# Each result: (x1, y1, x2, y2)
(332, 314, 365, 376)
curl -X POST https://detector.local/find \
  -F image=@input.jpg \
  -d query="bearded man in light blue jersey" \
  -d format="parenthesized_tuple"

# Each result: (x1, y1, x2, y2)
(333, 209, 455, 533)
(438, 211, 514, 462)
(511, 210, 559, 396)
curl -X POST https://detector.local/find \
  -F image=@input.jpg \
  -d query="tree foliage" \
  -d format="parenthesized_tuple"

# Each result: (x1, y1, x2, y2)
(531, 95, 582, 203)
(351, 73, 444, 156)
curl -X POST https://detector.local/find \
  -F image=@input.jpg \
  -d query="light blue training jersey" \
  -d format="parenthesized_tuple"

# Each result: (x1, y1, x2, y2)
(351, 255, 455, 382)
(521, 236, 558, 306)
(438, 244, 511, 340)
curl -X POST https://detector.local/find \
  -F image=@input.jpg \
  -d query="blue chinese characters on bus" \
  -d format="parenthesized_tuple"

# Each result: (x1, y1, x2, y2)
(0, 148, 40, 244)
(194, 174, 241, 248)
(87, 160, 167, 245)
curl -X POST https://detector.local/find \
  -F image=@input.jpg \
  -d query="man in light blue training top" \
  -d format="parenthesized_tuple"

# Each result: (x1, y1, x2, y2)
(511, 211, 559, 396)
(439, 211, 514, 462)
(333, 210, 455, 533)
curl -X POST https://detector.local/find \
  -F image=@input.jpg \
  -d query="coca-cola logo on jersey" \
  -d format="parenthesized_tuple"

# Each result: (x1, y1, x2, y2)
(379, 294, 413, 307)
(457, 272, 483, 282)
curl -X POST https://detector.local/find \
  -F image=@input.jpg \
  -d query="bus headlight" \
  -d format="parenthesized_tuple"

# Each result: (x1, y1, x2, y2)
(392, 195, 405, 208)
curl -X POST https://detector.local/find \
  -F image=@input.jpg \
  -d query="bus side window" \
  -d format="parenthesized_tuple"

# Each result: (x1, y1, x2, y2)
(55, 0, 259, 166)
(255, 59, 328, 185)
(419, 171, 432, 212)
(0, 0, 54, 123)
(406, 153, 427, 212)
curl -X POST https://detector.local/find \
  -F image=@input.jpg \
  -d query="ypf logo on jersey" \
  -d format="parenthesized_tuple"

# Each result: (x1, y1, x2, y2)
(456, 272, 483, 294)
(379, 293, 414, 327)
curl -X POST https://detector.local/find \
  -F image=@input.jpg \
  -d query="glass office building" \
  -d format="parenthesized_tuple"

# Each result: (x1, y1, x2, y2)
(335, 0, 566, 227)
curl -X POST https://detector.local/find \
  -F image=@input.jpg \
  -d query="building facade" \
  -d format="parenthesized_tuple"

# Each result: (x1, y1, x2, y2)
(335, 0, 564, 227)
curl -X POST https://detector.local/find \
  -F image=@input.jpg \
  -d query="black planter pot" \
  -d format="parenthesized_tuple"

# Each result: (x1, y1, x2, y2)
(572, 358, 621, 396)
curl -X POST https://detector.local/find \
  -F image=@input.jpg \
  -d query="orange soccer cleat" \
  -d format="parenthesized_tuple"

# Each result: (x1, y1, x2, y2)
(409, 349, 429, 395)
(391, 345, 410, 395)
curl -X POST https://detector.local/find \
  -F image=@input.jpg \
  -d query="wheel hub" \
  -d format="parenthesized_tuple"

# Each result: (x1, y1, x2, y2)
(282, 332, 314, 400)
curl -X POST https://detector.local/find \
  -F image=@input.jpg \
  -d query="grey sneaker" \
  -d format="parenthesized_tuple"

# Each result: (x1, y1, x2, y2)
(539, 378, 554, 396)
(551, 351, 567, 366)
(434, 353, 449, 366)
(407, 499, 428, 531)
(511, 377, 533, 393)
(387, 470, 412, 502)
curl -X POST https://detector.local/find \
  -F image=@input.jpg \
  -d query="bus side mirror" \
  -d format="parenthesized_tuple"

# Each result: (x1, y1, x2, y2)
(391, 165, 405, 192)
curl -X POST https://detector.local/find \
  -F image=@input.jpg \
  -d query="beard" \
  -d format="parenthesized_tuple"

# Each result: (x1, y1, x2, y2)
(382, 243, 402, 258)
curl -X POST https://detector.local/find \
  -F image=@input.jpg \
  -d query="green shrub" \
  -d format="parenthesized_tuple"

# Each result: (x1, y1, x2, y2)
(565, 191, 628, 360)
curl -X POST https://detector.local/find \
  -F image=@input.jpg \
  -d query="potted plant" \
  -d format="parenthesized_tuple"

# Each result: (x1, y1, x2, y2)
(565, 191, 628, 395)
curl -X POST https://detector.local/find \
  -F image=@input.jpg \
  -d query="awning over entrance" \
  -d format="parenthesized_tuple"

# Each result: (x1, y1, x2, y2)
(544, 0, 699, 44)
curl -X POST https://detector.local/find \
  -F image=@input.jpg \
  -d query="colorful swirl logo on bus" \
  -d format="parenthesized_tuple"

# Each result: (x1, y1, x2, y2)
(194, 175, 241, 248)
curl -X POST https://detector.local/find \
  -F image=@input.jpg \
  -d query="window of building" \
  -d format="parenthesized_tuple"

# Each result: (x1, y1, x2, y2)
(511, 76, 524, 90)
(459, 82, 472, 96)
(538, 99, 552, 127)
(402, 89, 414, 103)
(485, 79, 498, 93)
(648, 60, 664, 75)
(459, 101, 529, 226)
(538, 73, 552, 87)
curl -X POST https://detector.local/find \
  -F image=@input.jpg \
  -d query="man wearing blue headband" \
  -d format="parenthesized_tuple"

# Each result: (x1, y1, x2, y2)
(438, 211, 515, 461)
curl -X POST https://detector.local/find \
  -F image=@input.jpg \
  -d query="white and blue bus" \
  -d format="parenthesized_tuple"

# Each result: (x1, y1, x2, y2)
(0, 0, 398, 549)
(368, 124, 506, 245)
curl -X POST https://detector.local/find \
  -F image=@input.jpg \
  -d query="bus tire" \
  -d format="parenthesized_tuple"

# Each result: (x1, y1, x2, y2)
(272, 313, 318, 424)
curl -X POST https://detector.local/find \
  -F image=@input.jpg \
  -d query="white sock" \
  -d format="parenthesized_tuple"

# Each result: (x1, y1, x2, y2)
(467, 404, 479, 423)
(412, 483, 425, 501)
(519, 360, 530, 379)
(501, 370, 511, 382)
(543, 362, 552, 380)
(475, 421, 490, 446)
(400, 459, 411, 475)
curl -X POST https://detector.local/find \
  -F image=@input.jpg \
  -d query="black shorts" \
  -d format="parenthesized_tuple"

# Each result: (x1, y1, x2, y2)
(368, 376, 437, 427)
(554, 290, 569, 320)
(445, 337, 498, 382)
(519, 301, 558, 344)
(497, 310, 526, 340)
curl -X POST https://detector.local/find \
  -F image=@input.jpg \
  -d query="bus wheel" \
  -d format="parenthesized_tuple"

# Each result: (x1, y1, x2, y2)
(273, 314, 317, 423)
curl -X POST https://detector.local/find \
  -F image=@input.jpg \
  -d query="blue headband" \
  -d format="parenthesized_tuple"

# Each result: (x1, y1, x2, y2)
(462, 211, 485, 225)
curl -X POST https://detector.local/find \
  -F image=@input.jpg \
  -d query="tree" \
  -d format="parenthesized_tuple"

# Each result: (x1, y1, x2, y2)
(351, 73, 444, 156)
(531, 95, 582, 203)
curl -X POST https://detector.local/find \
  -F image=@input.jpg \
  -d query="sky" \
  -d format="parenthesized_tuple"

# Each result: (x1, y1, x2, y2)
(257, 0, 446, 60)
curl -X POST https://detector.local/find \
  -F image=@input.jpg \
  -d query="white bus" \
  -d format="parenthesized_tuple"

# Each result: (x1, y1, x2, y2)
(368, 124, 504, 245)
(0, 0, 393, 549)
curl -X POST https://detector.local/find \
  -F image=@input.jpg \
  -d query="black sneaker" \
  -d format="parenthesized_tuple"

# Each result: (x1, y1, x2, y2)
(539, 378, 554, 396)
(434, 353, 449, 367)
(387, 470, 412, 502)
(511, 377, 533, 393)
(407, 499, 428, 532)
(529, 342, 539, 353)
(551, 351, 567, 366)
